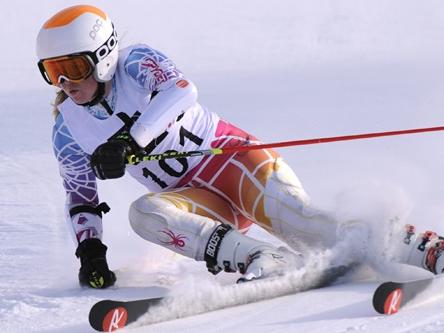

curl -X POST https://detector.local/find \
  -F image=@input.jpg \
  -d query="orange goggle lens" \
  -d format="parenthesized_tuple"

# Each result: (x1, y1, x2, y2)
(41, 55, 94, 85)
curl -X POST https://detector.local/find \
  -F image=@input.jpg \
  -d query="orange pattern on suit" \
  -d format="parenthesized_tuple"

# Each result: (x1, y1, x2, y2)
(151, 119, 280, 232)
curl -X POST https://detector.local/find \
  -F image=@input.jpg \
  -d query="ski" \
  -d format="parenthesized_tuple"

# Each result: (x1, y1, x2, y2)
(89, 264, 353, 332)
(89, 297, 164, 332)
(372, 276, 434, 315)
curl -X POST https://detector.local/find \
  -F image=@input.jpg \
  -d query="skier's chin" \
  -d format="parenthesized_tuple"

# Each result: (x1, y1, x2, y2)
(69, 91, 92, 105)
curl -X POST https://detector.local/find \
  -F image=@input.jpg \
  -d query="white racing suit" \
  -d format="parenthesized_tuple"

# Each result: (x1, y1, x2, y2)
(54, 43, 438, 278)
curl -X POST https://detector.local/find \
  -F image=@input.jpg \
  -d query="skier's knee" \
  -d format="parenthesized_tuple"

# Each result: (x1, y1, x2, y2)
(264, 159, 310, 215)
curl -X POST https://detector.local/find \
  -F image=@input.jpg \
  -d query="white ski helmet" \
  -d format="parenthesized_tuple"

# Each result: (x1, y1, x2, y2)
(36, 5, 118, 84)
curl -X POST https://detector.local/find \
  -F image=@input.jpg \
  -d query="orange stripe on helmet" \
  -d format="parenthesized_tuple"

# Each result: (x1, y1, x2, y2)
(43, 5, 106, 29)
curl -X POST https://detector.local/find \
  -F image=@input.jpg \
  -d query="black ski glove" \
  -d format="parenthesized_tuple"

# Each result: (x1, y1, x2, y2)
(90, 132, 139, 180)
(75, 238, 116, 289)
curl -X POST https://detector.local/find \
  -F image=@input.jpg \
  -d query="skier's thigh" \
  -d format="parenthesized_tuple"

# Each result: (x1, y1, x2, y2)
(130, 188, 253, 231)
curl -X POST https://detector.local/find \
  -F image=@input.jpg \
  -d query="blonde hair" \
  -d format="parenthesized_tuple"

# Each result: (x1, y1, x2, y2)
(52, 90, 68, 119)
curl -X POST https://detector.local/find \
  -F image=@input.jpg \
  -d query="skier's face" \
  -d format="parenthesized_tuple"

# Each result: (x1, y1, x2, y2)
(58, 75, 99, 105)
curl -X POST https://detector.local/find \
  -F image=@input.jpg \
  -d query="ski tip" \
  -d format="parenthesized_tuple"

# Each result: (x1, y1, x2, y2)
(101, 306, 129, 332)
(89, 300, 129, 332)
(382, 288, 403, 315)
(372, 282, 403, 315)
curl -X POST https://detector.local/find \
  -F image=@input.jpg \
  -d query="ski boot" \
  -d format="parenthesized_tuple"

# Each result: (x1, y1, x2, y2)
(402, 224, 444, 274)
(203, 224, 303, 282)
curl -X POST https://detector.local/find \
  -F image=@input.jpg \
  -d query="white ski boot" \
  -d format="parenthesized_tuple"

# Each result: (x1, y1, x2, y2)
(401, 224, 444, 274)
(203, 224, 303, 282)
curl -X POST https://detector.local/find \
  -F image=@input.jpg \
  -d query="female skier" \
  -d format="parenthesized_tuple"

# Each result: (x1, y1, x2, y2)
(36, 5, 444, 288)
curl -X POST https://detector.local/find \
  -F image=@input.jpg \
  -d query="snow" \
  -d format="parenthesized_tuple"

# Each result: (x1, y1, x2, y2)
(2, 0, 444, 332)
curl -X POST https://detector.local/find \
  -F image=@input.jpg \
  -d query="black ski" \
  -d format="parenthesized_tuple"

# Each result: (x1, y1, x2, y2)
(372, 276, 434, 315)
(89, 297, 164, 332)
(89, 264, 354, 331)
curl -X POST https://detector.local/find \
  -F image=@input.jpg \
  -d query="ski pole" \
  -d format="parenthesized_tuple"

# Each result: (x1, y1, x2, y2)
(127, 125, 444, 164)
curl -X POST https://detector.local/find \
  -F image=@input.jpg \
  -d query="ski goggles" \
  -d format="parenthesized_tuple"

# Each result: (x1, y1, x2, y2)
(38, 29, 117, 85)
(38, 54, 95, 85)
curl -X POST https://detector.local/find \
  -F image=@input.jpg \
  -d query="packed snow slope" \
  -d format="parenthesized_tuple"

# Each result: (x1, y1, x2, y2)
(2, 0, 444, 332)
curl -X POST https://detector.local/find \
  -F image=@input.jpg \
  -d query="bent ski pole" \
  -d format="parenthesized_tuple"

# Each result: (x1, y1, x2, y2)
(127, 125, 444, 164)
